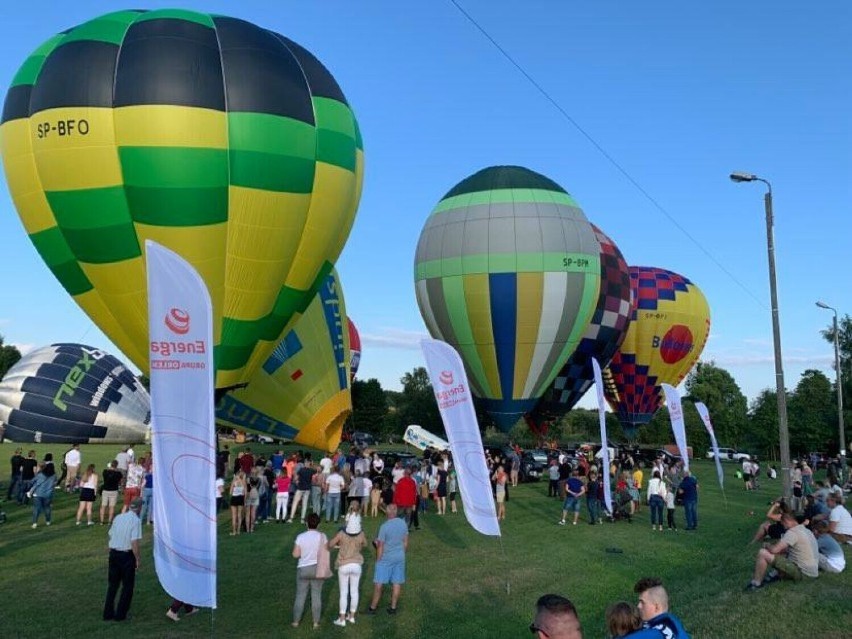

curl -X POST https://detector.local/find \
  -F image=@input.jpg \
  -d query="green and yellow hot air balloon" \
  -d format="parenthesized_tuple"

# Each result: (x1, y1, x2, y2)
(216, 268, 352, 452)
(0, 9, 364, 390)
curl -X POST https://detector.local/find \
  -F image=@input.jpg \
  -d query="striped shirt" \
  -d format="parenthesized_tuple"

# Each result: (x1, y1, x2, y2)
(108, 511, 142, 551)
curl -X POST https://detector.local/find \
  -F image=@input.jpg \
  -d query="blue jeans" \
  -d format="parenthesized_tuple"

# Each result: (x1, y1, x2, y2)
(32, 496, 52, 524)
(18, 479, 34, 504)
(140, 487, 153, 524)
(325, 493, 341, 521)
(7, 473, 21, 500)
(649, 495, 664, 526)
(684, 500, 698, 529)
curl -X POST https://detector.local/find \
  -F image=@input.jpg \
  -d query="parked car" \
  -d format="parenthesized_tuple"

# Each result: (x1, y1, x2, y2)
(519, 449, 549, 482)
(379, 450, 418, 478)
(351, 431, 377, 448)
(706, 447, 738, 461)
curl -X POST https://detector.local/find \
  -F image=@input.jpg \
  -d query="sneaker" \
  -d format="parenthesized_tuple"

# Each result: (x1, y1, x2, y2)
(76, 521, 81, 526)
(386, 607, 397, 615)
(166, 609, 180, 622)
(31, 523, 37, 529)
(346, 616, 356, 624)
(365, 607, 377, 616)
(558, 520, 566, 525)
(46, 521, 51, 526)
(334, 619, 347, 627)
(184, 608, 199, 617)
(87, 521, 94, 526)
(744, 581, 763, 592)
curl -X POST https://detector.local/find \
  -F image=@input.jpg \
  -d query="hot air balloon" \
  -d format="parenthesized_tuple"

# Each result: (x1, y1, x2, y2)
(0, 343, 150, 443)
(0, 9, 364, 392)
(216, 269, 352, 452)
(527, 224, 632, 431)
(602, 266, 711, 436)
(415, 165, 602, 430)
(347, 317, 361, 381)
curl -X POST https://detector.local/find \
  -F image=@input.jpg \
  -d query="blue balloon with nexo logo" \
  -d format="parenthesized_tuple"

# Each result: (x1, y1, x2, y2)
(0, 343, 150, 444)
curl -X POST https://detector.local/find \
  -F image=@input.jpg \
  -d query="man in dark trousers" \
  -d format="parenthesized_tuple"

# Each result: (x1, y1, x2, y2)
(103, 497, 143, 621)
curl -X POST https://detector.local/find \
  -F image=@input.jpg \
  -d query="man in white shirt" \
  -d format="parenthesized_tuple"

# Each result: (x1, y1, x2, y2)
(319, 454, 332, 477)
(103, 497, 143, 621)
(826, 493, 852, 544)
(115, 448, 130, 487)
(64, 444, 81, 492)
(324, 468, 346, 522)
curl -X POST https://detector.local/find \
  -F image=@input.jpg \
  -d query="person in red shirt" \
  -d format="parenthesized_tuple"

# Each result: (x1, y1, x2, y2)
(239, 449, 254, 475)
(393, 467, 417, 529)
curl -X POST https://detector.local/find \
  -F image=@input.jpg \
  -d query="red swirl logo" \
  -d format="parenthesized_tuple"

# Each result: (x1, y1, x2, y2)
(165, 308, 190, 335)
(439, 370, 454, 385)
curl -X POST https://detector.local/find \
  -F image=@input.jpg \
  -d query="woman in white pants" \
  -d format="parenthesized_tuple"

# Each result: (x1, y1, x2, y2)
(327, 514, 367, 626)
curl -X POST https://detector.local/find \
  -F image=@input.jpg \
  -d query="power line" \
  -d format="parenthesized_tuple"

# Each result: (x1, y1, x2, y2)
(448, 0, 766, 309)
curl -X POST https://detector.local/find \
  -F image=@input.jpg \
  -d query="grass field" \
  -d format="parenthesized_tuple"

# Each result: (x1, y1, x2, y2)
(0, 442, 850, 639)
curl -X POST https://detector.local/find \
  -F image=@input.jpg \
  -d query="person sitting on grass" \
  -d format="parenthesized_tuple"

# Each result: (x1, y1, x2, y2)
(745, 512, 819, 591)
(825, 492, 852, 544)
(605, 601, 641, 638)
(633, 577, 689, 638)
(813, 520, 846, 574)
(530, 593, 583, 639)
(750, 498, 790, 543)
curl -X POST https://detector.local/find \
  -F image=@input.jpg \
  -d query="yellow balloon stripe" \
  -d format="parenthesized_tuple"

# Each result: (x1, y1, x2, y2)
(0, 119, 53, 233)
(513, 272, 543, 399)
(457, 274, 496, 398)
(294, 389, 351, 452)
(114, 105, 227, 148)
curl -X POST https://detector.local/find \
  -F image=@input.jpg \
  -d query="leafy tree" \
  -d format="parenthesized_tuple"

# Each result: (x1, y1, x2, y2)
(788, 369, 834, 456)
(0, 335, 22, 380)
(395, 367, 443, 437)
(350, 378, 388, 435)
(747, 389, 781, 459)
(684, 361, 749, 448)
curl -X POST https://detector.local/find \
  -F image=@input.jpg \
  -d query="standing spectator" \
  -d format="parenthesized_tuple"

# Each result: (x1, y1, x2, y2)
(393, 467, 418, 530)
(126, 445, 135, 464)
(122, 460, 144, 513)
(665, 480, 678, 531)
(275, 469, 291, 522)
(547, 460, 560, 498)
(632, 465, 644, 514)
(813, 520, 846, 574)
(745, 512, 819, 590)
(7, 447, 24, 501)
(510, 450, 521, 488)
(103, 497, 143, 622)
(18, 450, 38, 505)
(245, 469, 260, 533)
(215, 475, 225, 513)
(371, 452, 385, 479)
(115, 448, 130, 487)
(100, 461, 123, 525)
(586, 471, 601, 526)
(328, 512, 368, 626)
(216, 445, 230, 480)
(291, 513, 327, 630)
(493, 464, 508, 521)
(324, 466, 346, 523)
(559, 469, 586, 526)
(367, 504, 409, 615)
(435, 464, 448, 515)
(29, 455, 57, 528)
(75, 464, 99, 526)
(530, 593, 583, 639)
(310, 466, 324, 516)
(448, 470, 458, 514)
(678, 470, 699, 531)
(140, 465, 154, 525)
(742, 458, 753, 491)
(229, 470, 247, 536)
(634, 577, 690, 637)
(647, 471, 666, 532)
(289, 460, 316, 523)
(62, 444, 81, 492)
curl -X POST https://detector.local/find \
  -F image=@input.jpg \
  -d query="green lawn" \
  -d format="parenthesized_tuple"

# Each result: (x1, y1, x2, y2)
(0, 443, 850, 638)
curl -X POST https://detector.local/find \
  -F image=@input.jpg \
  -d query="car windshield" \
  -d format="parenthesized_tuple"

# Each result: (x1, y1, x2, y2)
(529, 450, 549, 463)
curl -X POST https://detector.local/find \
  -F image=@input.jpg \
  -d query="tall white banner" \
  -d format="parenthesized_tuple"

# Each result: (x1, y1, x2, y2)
(591, 359, 613, 514)
(146, 241, 216, 608)
(421, 339, 500, 536)
(661, 383, 690, 472)
(695, 402, 724, 490)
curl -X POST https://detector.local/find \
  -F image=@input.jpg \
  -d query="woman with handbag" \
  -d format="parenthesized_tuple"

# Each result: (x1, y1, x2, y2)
(292, 513, 329, 629)
(327, 511, 368, 626)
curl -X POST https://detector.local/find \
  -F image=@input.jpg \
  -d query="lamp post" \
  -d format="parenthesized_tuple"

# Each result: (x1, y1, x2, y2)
(730, 171, 791, 497)
(816, 301, 846, 469)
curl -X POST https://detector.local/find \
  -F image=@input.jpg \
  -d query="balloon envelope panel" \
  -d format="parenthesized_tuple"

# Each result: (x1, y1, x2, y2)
(0, 9, 364, 390)
(347, 317, 361, 381)
(0, 343, 150, 443)
(603, 267, 711, 430)
(216, 269, 352, 452)
(531, 224, 632, 422)
(414, 165, 601, 430)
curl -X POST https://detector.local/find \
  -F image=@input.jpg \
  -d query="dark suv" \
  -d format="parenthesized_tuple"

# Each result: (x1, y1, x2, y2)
(519, 449, 549, 482)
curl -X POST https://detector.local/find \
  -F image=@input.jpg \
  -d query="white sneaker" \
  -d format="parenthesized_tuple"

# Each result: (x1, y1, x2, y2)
(346, 616, 356, 624)
(334, 619, 346, 627)
(166, 609, 180, 622)
(31, 523, 37, 529)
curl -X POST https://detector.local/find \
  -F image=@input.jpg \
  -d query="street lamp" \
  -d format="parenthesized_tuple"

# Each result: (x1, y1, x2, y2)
(730, 171, 792, 497)
(816, 301, 846, 468)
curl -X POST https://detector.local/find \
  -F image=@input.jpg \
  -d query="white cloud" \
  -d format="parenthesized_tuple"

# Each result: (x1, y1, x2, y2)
(361, 328, 430, 351)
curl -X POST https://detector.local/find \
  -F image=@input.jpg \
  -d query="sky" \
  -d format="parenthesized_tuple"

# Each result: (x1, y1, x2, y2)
(0, 1, 849, 411)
